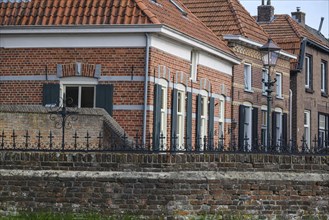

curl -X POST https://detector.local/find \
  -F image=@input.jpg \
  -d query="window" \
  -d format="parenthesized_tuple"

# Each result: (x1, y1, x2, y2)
(160, 85, 168, 147)
(261, 107, 267, 146)
(243, 105, 252, 147)
(319, 114, 327, 148)
(218, 97, 225, 139)
(200, 94, 208, 149)
(321, 61, 327, 94)
(275, 111, 282, 145)
(304, 110, 311, 148)
(177, 89, 185, 149)
(190, 51, 199, 81)
(244, 63, 252, 91)
(305, 55, 312, 89)
(262, 68, 268, 95)
(276, 72, 282, 98)
(64, 86, 95, 108)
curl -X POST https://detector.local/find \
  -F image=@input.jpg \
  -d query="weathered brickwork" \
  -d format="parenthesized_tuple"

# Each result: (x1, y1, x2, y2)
(292, 46, 329, 146)
(0, 151, 328, 218)
(147, 48, 233, 148)
(230, 44, 291, 143)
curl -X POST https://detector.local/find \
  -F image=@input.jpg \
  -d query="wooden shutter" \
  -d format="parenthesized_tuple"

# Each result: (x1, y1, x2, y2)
(153, 84, 162, 150)
(96, 84, 113, 116)
(171, 89, 178, 150)
(196, 94, 202, 149)
(252, 107, 258, 148)
(238, 105, 245, 150)
(186, 92, 192, 150)
(282, 113, 288, 146)
(272, 112, 277, 147)
(43, 84, 60, 106)
(208, 97, 215, 149)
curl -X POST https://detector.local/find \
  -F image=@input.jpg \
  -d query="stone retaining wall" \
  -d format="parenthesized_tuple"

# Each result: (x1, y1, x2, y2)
(0, 152, 328, 219)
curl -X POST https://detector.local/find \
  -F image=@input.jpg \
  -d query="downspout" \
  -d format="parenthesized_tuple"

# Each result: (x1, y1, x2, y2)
(143, 33, 150, 146)
(289, 89, 292, 141)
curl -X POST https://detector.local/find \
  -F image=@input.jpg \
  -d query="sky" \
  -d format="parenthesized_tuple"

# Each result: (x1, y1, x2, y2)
(240, 0, 329, 38)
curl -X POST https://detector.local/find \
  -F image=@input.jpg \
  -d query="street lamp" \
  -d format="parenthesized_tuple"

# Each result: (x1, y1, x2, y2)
(260, 38, 281, 150)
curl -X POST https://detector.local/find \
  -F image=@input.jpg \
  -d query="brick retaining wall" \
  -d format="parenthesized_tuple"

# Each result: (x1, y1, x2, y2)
(0, 152, 328, 218)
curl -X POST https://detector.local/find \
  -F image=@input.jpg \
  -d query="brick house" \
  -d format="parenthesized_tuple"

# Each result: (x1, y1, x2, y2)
(256, 1, 329, 148)
(0, 0, 240, 150)
(182, 0, 296, 149)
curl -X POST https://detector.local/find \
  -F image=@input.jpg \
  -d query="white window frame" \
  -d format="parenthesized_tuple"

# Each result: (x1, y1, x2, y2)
(305, 56, 311, 89)
(159, 79, 168, 148)
(218, 96, 225, 139)
(190, 51, 199, 81)
(304, 110, 311, 148)
(176, 84, 185, 150)
(321, 61, 326, 93)
(319, 114, 326, 147)
(244, 63, 252, 91)
(262, 68, 269, 95)
(200, 90, 208, 149)
(60, 77, 98, 108)
(275, 108, 283, 146)
(243, 102, 252, 147)
(276, 72, 282, 98)
(261, 106, 267, 146)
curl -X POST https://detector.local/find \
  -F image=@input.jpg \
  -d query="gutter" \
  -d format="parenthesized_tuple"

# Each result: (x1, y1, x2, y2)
(289, 89, 292, 141)
(223, 34, 297, 59)
(142, 33, 150, 146)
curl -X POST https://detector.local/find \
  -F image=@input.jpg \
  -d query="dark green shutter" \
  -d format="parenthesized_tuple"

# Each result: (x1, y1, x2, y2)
(252, 107, 258, 148)
(196, 94, 202, 149)
(238, 105, 245, 150)
(186, 92, 192, 150)
(171, 89, 178, 150)
(282, 113, 288, 146)
(208, 97, 214, 149)
(43, 84, 60, 106)
(272, 112, 277, 147)
(96, 84, 113, 115)
(153, 84, 162, 150)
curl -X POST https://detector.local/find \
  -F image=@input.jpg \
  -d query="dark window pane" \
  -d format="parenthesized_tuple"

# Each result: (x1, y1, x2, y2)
(81, 87, 94, 107)
(65, 87, 79, 107)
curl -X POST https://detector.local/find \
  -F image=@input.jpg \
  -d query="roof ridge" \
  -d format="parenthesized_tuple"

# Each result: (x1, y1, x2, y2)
(285, 14, 302, 39)
(134, 0, 160, 24)
(227, 0, 245, 36)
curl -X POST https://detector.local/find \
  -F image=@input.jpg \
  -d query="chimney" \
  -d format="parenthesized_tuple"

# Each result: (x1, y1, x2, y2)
(291, 7, 306, 26)
(257, 0, 274, 22)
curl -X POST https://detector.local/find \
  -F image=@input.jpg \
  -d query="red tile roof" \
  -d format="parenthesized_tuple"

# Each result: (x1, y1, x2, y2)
(260, 14, 329, 55)
(0, 0, 235, 56)
(181, 0, 269, 44)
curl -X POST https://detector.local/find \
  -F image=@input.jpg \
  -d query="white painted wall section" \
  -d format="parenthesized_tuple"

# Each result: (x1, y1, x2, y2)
(0, 34, 146, 48)
(199, 52, 232, 76)
(149, 35, 191, 61)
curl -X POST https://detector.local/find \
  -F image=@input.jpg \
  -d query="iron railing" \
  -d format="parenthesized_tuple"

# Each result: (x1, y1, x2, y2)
(0, 129, 328, 155)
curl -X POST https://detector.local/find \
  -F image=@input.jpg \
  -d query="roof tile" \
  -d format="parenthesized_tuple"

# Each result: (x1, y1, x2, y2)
(181, 0, 269, 44)
(0, 0, 235, 56)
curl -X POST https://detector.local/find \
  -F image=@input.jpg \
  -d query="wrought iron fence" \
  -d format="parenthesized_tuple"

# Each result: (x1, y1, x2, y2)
(0, 129, 329, 155)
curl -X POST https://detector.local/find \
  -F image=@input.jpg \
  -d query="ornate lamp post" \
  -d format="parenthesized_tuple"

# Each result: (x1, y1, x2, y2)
(49, 97, 78, 150)
(260, 39, 281, 150)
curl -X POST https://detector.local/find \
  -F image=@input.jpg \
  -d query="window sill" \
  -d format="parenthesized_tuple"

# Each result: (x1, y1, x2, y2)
(244, 89, 254, 93)
(276, 96, 284, 100)
(305, 88, 314, 94)
(321, 92, 328, 98)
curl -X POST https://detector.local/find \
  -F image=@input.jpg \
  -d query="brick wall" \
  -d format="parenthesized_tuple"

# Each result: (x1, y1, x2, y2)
(0, 48, 146, 138)
(293, 46, 329, 146)
(0, 151, 328, 218)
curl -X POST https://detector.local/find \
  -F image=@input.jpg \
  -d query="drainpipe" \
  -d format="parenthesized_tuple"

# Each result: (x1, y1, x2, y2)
(143, 33, 150, 146)
(289, 89, 292, 141)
